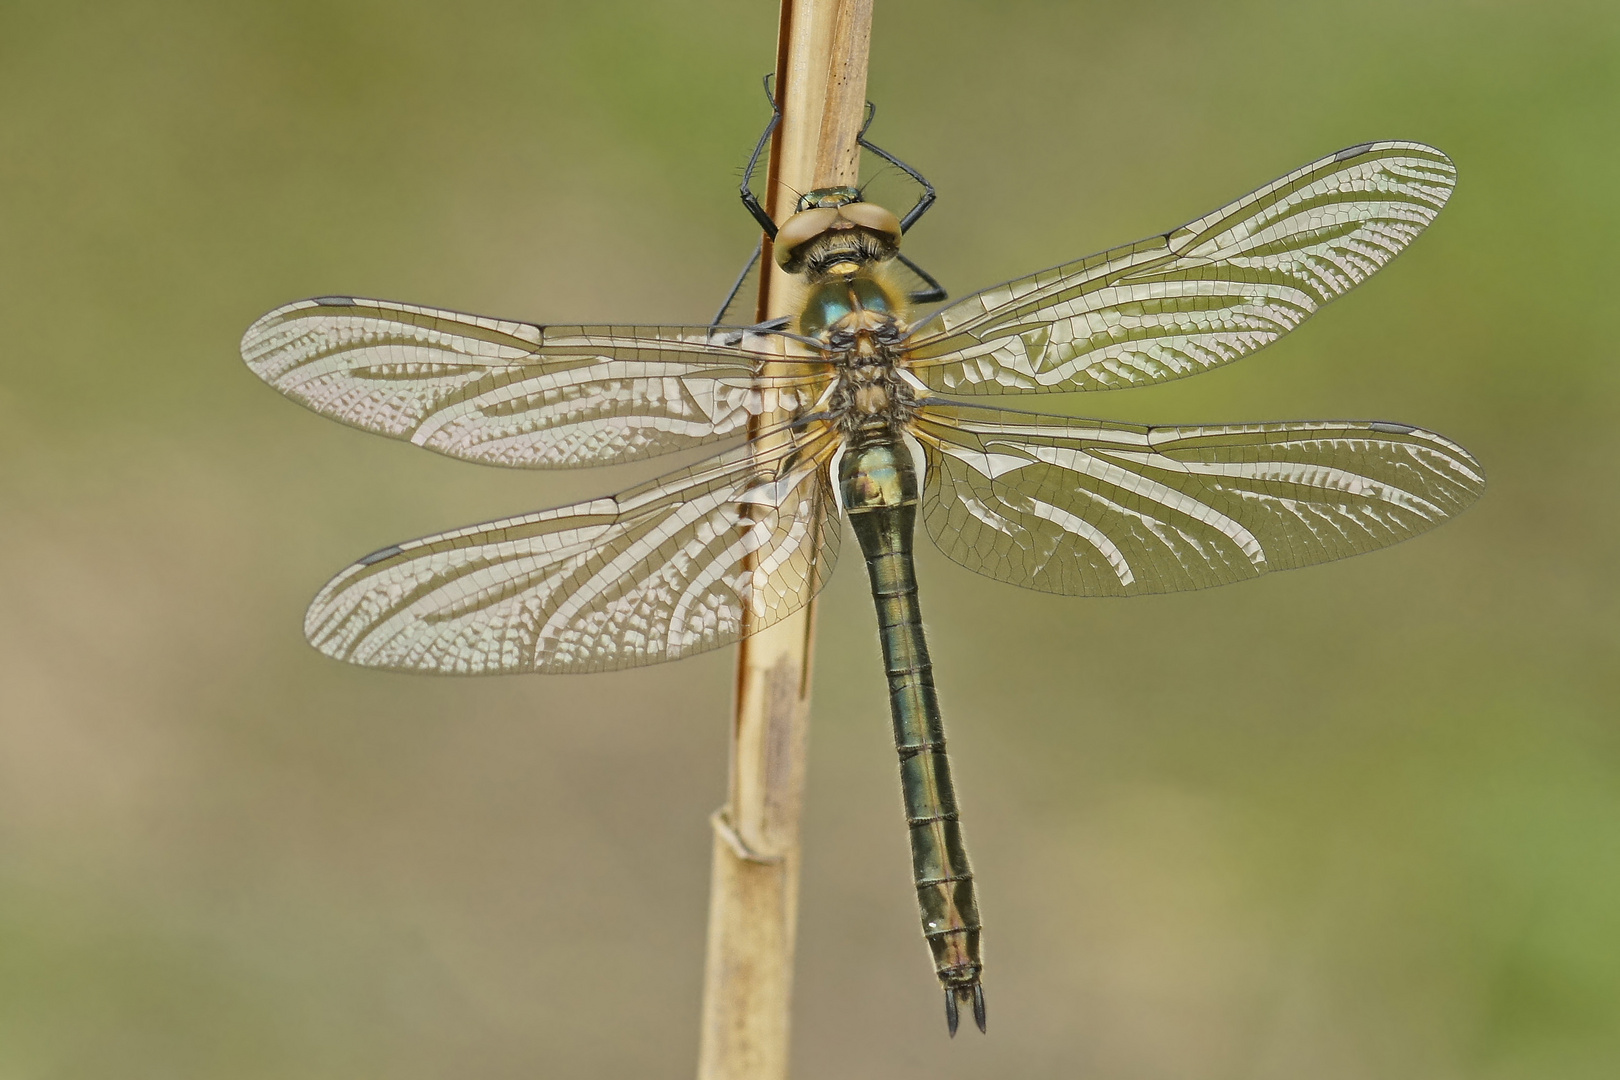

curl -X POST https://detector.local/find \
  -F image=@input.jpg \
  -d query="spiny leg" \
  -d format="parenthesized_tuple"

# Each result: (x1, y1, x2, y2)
(737, 73, 781, 238)
(856, 102, 936, 233)
(713, 76, 778, 327)
(711, 239, 761, 327)
(856, 102, 947, 302)
(896, 251, 947, 306)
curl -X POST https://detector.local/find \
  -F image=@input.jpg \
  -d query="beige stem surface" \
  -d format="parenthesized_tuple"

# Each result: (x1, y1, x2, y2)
(695, 3, 873, 1078)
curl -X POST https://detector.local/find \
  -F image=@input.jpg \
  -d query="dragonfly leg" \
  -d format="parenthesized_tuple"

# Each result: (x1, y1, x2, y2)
(712, 239, 762, 327)
(856, 102, 937, 235)
(738, 74, 781, 239)
(856, 103, 947, 301)
(897, 251, 947, 306)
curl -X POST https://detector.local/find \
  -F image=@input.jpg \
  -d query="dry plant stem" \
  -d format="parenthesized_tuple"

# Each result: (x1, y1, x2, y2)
(696, 2, 873, 1078)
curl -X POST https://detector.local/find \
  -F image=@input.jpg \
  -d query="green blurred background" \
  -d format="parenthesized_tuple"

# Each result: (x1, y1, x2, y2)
(2, 0, 1616, 1076)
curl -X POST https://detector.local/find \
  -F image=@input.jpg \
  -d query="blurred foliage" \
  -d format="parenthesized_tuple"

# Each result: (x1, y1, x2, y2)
(2, 0, 1617, 1077)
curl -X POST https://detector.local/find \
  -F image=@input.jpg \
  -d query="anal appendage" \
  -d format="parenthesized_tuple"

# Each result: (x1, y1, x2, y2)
(945, 983, 987, 1037)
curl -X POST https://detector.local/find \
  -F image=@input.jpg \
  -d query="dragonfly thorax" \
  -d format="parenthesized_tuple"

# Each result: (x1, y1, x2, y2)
(800, 267, 908, 338)
(839, 361, 910, 424)
(802, 267, 916, 434)
(828, 341, 915, 439)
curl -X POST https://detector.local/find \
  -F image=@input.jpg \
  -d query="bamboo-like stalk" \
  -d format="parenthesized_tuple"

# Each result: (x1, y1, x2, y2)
(696, 3, 874, 1077)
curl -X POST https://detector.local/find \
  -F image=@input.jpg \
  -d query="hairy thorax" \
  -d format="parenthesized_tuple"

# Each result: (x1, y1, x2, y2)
(801, 270, 918, 438)
(824, 307, 916, 437)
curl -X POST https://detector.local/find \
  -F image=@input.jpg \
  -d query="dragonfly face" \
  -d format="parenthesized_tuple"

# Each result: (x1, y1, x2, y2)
(242, 140, 1482, 1037)
(775, 188, 903, 278)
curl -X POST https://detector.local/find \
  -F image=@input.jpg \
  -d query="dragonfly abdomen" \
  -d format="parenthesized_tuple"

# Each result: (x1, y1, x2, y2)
(839, 440, 986, 1035)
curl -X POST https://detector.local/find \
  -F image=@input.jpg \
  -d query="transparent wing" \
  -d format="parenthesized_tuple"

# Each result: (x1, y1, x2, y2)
(913, 402, 1483, 596)
(242, 296, 831, 468)
(305, 421, 843, 674)
(905, 142, 1454, 394)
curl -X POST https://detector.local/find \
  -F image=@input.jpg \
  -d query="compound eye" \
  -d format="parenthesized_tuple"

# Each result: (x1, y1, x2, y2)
(837, 202, 902, 246)
(774, 207, 841, 269)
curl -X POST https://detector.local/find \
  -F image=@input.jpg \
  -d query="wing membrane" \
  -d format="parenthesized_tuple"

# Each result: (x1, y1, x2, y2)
(305, 421, 843, 674)
(242, 296, 830, 467)
(905, 142, 1454, 394)
(914, 403, 1482, 596)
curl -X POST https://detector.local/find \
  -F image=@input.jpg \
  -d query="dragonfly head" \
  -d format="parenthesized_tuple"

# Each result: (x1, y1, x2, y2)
(775, 188, 902, 279)
(794, 186, 865, 213)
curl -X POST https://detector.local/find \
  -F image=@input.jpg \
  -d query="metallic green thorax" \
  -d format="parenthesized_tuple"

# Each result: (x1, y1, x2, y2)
(799, 274, 898, 339)
(838, 438, 984, 1018)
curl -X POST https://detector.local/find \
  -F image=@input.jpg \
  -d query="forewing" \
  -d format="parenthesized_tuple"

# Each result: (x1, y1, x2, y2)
(905, 143, 1454, 394)
(305, 422, 843, 674)
(915, 403, 1482, 596)
(242, 296, 829, 467)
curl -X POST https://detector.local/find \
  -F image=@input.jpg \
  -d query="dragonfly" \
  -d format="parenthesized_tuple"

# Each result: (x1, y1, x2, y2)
(241, 116, 1483, 1036)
